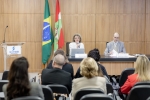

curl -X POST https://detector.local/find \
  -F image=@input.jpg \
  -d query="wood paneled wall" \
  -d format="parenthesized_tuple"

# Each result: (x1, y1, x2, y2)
(0, 0, 150, 72)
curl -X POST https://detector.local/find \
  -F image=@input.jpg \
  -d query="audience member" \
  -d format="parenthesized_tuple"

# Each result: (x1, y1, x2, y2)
(74, 48, 109, 81)
(71, 57, 107, 100)
(3, 57, 44, 100)
(42, 54, 72, 93)
(47, 49, 74, 79)
(120, 55, 150, 94)
(104, 32, 126, 56)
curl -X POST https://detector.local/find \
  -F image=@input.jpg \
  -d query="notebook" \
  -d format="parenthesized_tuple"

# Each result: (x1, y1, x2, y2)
(70, 48, 85, 57)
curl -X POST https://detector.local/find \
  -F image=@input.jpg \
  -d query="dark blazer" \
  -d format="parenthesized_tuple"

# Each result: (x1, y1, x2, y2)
(41, 68, 72, 93)
(74, 63, 109, 80)
(47, 60, 74, 79)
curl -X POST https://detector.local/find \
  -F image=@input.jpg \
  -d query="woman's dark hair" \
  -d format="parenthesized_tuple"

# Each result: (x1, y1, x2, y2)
(7, 57, 30, 100)
(88, 48, 101, 62)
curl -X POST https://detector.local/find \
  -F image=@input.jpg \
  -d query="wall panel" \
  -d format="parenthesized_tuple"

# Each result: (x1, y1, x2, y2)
(146, 0, 150, 13)
(78, 0, 96, 14)
(0, 14, 4, 41)
(62, 15, 78, 42)
(96, 14, 110, 42)
(78, 15, 95, 42)
(0, 0, 4, 13)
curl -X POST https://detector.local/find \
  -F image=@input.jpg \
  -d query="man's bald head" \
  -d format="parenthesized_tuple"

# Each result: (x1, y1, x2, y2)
(113, 32, 119, 42)
(114, 32, 119, 37)
(53, 54, 65, 68)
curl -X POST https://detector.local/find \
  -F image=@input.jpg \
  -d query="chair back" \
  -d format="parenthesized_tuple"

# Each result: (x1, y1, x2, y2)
(134, 81, 150, 87)
(80, 93, 113, 100)
(66, 42, 70, 56)
(12, 96, 43, 100)
(2, 71, 9, 80)
(106, 83, 113, 94)
(41, 85, 53, 100)
(74, 88, 104, 100)
(47, 84, 69, 97)
(0, 80, 9, 92)
(127, 85, 150, 100)
(106, 42, 109, 47)
(119, 68, 135, 87)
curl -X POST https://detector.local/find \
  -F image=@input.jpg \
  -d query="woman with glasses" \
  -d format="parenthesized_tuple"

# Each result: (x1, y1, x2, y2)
(69, 34, 84, 49)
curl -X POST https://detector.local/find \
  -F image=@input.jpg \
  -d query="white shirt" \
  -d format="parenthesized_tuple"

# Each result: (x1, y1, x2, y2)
(69, 42, 84, 49)
(69, 42, 84, 56)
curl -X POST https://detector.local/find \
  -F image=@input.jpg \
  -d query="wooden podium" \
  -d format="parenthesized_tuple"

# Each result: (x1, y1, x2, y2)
(1, 42, 25, 71)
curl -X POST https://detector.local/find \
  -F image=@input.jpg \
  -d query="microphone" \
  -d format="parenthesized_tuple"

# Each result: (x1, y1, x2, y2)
(3, 26, 8, 43)
(77, 42, 80, 48)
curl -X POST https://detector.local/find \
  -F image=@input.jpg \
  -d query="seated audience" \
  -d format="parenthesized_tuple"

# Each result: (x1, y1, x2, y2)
(74, 48, 109, 80)
(42, 54, 72, 93)
(3, 57, 44, 100)
(47, 49, 74, 79)
(120, 55, 150, 94)
(69, 33, 84, 49)
(71, 57, 107, 100)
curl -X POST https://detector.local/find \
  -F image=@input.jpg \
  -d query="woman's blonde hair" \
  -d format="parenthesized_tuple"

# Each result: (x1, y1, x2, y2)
(72, 33, 82, 42)
(134, 55, 150, 81)
(80, 57, 98, 79)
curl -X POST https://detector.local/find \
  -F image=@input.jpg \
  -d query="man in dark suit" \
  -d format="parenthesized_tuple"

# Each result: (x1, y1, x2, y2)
(41, 54, 72, 93)
(47, 60, 74, 79)
(46, 49, 74, 79)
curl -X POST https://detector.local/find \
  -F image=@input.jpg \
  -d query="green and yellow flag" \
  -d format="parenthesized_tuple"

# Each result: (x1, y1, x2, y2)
(42, 0, 53, 64)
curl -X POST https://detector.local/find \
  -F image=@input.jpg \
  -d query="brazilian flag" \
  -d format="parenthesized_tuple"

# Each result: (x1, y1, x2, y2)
(42, 0, 53, 64)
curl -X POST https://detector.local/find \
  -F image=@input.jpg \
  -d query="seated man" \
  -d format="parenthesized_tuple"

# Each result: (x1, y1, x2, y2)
(46, 49, 74, 79)
(41, 54, 72, 93)
(104, 32, 126, 56)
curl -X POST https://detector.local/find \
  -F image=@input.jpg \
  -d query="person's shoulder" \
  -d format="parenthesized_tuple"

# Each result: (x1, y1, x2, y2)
(118, 41, 124, 44)
(42, 69, 55, 76)
(73, 77, 84, 83)
(30, 82, 42, 92)
(46, 60, 53, 69)
(42, 68, 52, 73)
(128, 74, 137, 79)
(96, 77, 106, 82)
(2, 84, 8, 91)
(30, 82, 40, 87)
(98, 63, 105, 68)
(69, 42, 75, 45)
(107, 41, 113, 45)
(64, 63, 73, 68)
(60, 69, 71, 76)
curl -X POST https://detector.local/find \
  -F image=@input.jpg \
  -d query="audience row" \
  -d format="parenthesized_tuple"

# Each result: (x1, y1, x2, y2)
(2, 48, 150, 100)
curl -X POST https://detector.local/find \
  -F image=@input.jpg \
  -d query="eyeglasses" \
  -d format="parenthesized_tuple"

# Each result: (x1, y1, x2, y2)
(114, 37, 119, 38)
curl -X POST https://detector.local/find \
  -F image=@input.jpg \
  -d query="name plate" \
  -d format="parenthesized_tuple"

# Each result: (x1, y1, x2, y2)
(7, 46, 21, 55)
(75, 54, 87, 58)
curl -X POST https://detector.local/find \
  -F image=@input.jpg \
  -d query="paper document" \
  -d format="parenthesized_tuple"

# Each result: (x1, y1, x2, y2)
(110, 49, 118, 57)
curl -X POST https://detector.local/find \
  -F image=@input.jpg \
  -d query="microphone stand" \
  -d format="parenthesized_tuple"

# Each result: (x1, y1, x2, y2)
(3, 26, 8, 43)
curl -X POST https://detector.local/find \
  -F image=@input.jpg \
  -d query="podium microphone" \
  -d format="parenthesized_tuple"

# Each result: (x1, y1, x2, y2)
(77, 42, 80, 48)
(3, 26, 8, 43)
